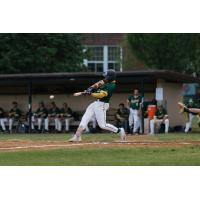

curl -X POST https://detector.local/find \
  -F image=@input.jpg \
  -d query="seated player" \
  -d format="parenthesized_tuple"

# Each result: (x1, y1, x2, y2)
(60, 103, 73, 132)
(0, 107, 7, 132)
(34, 101, 48, 132)
(8, 101, 22, 133)
(184, 98, 200, 133)
(150, 105, 169, 135)
(115, 103, 129, 132)
(46, 102, 61, 133)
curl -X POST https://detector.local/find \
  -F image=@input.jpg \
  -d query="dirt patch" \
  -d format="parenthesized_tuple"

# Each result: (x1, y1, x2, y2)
(0, 137, 200, 152)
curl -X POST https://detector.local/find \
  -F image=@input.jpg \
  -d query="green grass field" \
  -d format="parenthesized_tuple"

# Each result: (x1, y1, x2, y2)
(0, 132, 200, 166)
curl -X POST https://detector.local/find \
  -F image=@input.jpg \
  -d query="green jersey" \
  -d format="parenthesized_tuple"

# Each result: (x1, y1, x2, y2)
(97, 82, 116, 103)
(128, 95, 142, 110)
(36, 107, 48, 118)
(155, 108, 167, 119)
(60, 107, 73, 117)
(48, 107, 60, 117)
(9, 107, 21, 119)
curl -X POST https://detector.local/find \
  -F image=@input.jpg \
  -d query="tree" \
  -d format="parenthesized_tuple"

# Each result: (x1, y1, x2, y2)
(0, 33, 86, 73)
(127, 33, 200, 75)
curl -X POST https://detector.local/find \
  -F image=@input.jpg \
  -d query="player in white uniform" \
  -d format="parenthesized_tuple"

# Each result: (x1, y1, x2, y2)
(69, 70, 126, 142)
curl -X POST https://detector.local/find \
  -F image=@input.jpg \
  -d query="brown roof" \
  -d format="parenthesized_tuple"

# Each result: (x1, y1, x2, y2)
(82, 33, 125, 45)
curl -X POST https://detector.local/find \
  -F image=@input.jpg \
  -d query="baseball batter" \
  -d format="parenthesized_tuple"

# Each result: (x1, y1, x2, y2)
(69, 69, 126, 142)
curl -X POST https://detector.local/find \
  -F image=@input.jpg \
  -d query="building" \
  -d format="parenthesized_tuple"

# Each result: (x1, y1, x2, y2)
(82, 33, 125, 72)
(82, 33, 147, 72)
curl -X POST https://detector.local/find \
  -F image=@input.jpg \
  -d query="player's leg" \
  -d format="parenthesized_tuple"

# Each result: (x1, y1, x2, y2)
(94, 102, 126, 141)
(54, 118, 58, 131)
(65, 118, 72, 132)
(164, 118, 169, 133)
(44, 117, 49, 132)
(31, 116, 35, 130)
(133, 110, 139, 133)
(0, 118, 6, 132)
(129, 109, 134, 133)
(57, 118, 62, 132)
(185, 113, 193, 133)
(69, 102, 95, 141)
(38, 118, 42, 131)
(8, 118, 13, 133)
(149, 119, 155, 135)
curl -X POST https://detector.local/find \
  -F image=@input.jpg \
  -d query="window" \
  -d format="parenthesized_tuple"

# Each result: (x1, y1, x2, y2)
(84, 45, 122, 72)
(108, 46, 121, 61)
(108, 46, 121, 71)
(87, 47, 103, 61)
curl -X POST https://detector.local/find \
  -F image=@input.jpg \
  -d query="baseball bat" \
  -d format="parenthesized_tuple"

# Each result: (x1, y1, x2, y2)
(73, 91, 86, 97)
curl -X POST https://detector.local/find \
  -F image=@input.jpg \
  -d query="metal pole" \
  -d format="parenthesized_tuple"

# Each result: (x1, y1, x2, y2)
(28, 80, 32, 133)
(141, 79, 144, 134)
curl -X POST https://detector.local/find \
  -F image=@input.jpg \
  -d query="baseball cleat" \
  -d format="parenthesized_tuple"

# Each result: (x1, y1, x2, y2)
(68, 134, 82, 142)
(119, 128, 126, 142)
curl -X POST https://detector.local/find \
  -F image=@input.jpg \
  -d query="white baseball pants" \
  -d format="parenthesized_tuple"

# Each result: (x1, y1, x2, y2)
(79, 101, 118, 133)
(45, 118, 62, 131)
(150, 118, 169, 134)
(55, 118, 62, 131)
(130, 108, 141, 133)
(185, 113, 200, 133)
(9, 118, 14, 131)
(0, 118, 7, 131)
(65, 117, 73, 131)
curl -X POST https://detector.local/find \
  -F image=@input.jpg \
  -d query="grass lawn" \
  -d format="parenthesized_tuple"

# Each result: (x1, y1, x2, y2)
(0, 132, 200, 165)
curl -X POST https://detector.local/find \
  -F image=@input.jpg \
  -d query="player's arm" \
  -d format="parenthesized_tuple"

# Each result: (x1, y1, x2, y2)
(91, 90, 108, 98)
(90, 80, 105, 89)
(85, 80, 106, 94)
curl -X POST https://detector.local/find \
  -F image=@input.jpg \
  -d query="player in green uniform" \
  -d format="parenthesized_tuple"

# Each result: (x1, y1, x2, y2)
(60, 103, 73, 132)
(8, 101, 22, 133)
(150, 105, 169, 134)
(46, 101, 61, 133)
(69, 69, 126, 142)
(33, 101, 48, 132)
(127, 89, 142, 133)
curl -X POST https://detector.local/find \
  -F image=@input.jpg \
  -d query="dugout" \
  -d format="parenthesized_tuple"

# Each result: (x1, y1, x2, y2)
(0, 70, 199, 132)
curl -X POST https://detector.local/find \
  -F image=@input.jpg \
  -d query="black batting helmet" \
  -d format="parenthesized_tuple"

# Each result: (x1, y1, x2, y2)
(103, 69, 116, 82)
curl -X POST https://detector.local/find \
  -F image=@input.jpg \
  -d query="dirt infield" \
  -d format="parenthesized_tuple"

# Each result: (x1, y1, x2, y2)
(0, 138, 200, 151)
